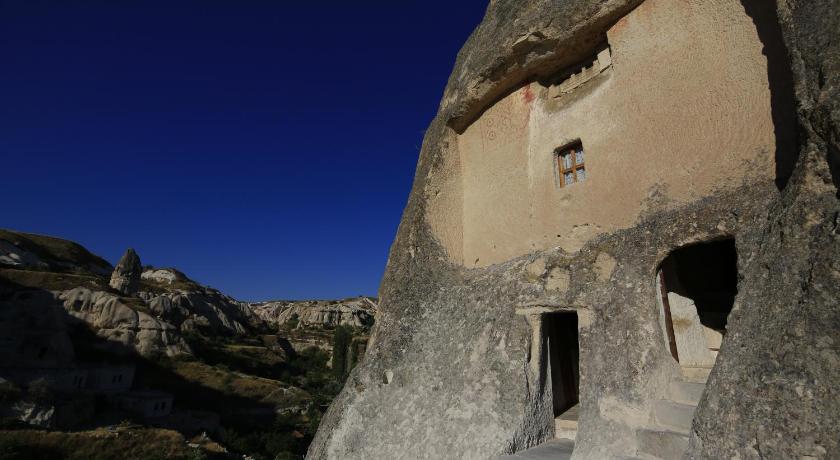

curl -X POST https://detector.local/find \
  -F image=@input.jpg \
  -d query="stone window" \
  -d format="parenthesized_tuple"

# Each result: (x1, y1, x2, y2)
(557, 142, 586, 187)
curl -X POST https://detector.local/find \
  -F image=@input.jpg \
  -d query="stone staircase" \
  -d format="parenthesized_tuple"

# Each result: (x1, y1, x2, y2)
(636, 368, 710, 459)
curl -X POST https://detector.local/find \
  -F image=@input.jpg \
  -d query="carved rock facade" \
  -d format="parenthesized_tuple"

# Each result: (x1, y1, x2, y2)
(309, 0, 839, 458)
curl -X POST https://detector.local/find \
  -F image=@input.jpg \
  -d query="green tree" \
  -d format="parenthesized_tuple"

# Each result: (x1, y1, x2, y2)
(285, 313, 299, 329)
(331, 326, 352, 382)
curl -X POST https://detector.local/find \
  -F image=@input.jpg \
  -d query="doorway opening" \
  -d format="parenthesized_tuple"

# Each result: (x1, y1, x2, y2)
(657, 238, 737, 368)
(544, 311, 580, 439)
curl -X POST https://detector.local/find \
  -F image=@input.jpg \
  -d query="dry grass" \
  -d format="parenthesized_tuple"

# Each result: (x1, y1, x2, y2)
(0, 268, 108, 291)
(169, 360, 306, 405)
(0, 427, 206, 460)
(0, 229, 112, 275)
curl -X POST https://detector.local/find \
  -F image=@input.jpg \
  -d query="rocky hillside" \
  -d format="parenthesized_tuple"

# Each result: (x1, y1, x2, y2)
(0, 229, 375, 360)
(250, 297, 377, 330)
(0, 229, 112, 276)
(0, 229, 376, 459)
(0, 231, 268, 359)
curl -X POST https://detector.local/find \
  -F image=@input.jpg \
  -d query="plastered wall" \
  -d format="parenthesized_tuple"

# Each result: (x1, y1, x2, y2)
(436, 0, 777, 267)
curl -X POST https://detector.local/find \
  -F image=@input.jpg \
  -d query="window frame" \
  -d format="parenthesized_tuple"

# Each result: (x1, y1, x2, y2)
(556, 142, 586, 188)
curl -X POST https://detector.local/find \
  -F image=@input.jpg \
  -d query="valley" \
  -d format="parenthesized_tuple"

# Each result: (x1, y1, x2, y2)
(0, 229, 375, 460)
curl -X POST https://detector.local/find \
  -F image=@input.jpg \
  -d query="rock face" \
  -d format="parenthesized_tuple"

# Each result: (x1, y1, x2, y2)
(109, 248, 142, 295)
(138, 268, 264, 336)
(60, 287, 190, 357)
(308, 1, 839, 459)
(251, 298, 377, 329)
(685, 1, 840, 458)
(0, 237, 264, 359)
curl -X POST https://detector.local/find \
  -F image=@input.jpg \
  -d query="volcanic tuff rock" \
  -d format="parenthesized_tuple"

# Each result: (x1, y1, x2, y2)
(0, 231, 372, 361)
(308, 0, 840, 459)
(60, 287, 189, 357)
(109, 248, 142, 295)
(138, 267, 263, 336)
(0, 233, 255, 358)
(686, 0, 840, 457)
(250, 297, 377, 329)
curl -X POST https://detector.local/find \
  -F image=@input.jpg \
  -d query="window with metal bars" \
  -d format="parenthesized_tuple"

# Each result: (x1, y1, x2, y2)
(557, 142, 586, 187)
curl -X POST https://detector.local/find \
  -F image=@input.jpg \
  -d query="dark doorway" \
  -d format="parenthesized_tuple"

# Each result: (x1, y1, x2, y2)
(658, 239, 738, 365)
(544, 312, 580, 416)
(660, 239, 738, 331)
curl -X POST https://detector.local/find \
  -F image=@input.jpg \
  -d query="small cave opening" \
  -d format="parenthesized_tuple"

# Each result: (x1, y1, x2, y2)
(657, 238, 738, 366)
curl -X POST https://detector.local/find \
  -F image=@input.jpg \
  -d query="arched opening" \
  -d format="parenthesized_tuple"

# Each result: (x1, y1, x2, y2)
(656, 239, 738, 368)
(638, 239, 739, 458)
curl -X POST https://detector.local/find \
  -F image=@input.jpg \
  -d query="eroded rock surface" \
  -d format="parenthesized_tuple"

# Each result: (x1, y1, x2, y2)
(109, 248, 142, 295)
(138, 268, 263, 336)
(251, 298, 377, 329)
(60, 287, 189, 357)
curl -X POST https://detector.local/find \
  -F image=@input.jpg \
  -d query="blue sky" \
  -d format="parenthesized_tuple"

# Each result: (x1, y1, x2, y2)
(0, 1, 486, 300)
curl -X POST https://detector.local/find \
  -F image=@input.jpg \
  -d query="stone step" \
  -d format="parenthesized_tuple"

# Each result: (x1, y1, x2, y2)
(554, 404, 579, 440)
(653, 400, 696, 433)
(555, 417, 578, 440)
(668, 380, 706, 405)
(680, 366, 712, 383)
(496, 439, 574, 460)
(637, 428, 689, 460)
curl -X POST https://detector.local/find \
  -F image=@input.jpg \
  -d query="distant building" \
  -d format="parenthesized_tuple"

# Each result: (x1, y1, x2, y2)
(85, 365, 134, 393)
(1, 363, 136, 396)
(114, 390, 173, 418)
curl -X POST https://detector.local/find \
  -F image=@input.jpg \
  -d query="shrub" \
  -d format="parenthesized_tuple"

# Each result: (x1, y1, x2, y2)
(285, 313, 299, 329)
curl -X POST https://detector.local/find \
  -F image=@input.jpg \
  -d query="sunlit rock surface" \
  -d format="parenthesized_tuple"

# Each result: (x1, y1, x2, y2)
(251, 297, 377, 329)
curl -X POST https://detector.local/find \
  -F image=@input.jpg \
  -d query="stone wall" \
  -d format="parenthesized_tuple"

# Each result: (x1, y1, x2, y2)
(455, 0, 782, 266)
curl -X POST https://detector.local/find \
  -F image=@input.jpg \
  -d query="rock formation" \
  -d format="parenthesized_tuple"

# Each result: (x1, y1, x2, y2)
(308, 0, 839, 459)
(0, 230, 369, 360)
(109, 248, 142, 295)
(138, 267, 264, 336)
(0, 235, 257, 358)
(251, 298, 377, 329)
(59, 287, 190, 357)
